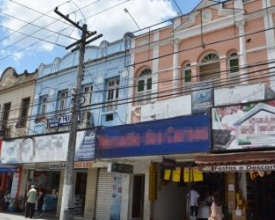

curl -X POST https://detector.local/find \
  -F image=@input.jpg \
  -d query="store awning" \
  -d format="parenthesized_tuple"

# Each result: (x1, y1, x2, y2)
(195, 150, 275, 172)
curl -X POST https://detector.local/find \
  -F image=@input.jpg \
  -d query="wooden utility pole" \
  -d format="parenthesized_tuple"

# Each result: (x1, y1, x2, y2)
(54, 8, 102, 220)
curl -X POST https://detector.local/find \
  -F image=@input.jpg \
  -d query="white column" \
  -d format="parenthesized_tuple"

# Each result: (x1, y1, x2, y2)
(151, 31, 159, 102)
(173, 38, 180, 94)
(236, 20, 248, 84)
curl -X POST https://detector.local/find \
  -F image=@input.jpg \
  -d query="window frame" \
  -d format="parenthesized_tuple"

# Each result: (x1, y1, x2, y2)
(1, 102, 11, 129)
(136, 68, 152, 105)
(57, 89, 68, 112)
(105, 77, 120, 111)
(18, 97, 30, 128)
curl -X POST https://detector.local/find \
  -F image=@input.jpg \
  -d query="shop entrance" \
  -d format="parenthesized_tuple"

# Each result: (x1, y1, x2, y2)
(131, 174, 145, 219)
(74, 171, 87, 216)
(246, 172, 275, 220)
(153, 164, 226, 220)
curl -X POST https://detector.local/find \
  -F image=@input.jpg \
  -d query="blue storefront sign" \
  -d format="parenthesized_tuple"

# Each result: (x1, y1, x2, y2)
(96, 114, 210, 158)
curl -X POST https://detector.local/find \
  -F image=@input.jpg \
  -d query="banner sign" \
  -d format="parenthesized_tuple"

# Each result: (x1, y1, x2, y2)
(211, 100, 275, 151)
(96, 115, 210, 158)
(23, 161, 93, 170)
(1, 129, 96, 164)
(200, 164, 275, 172)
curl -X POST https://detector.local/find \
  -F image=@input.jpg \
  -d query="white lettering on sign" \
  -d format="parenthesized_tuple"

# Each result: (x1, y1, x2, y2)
(214, 164, 275, 172)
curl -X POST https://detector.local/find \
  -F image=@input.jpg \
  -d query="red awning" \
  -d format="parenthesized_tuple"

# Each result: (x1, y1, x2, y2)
(195, 150, 275, 172)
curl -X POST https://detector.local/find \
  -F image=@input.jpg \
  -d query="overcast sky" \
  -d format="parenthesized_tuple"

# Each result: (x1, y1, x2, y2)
(0, 0, 202, 75)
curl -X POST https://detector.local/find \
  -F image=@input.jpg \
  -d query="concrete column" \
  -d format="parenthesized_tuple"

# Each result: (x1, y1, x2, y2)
(120, 174, 130, 220)
(84, 168, 98, 218)
(236, 20, 248, 84)
(56, 170, 65, 215)
(173, 38, 180, 94)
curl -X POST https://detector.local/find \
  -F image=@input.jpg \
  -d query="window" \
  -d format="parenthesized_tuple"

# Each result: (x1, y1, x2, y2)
(57, 90, 68, 111)
(229, 52, 239, 73)
(18, 98, 30, 128)
(183, 64, 192, 83)
(39, 95, 48, 114)
(199, 53, 220, 83)
(82, 85, 93, 106)
(136, 68, 152, 105)
(106, 78, 120, 111)
(1, 102, 11, 129)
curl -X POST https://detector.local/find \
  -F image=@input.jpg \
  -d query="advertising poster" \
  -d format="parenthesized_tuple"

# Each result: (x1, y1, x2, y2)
(10, 173, 19, 198)
(75, 129, 96, 161)
(192, 86, 213, 114)
(1, 133, 69, 163)
(1, 129, 96, 164)
(110, 174, 122, 220)
(212, 100, 275, 151)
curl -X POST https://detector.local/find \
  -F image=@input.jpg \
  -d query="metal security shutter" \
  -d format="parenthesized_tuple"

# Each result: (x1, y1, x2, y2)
(95, 168, 113, 220)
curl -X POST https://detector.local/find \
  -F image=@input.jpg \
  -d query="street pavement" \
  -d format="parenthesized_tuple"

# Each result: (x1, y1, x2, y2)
(0, 211, 59, 220)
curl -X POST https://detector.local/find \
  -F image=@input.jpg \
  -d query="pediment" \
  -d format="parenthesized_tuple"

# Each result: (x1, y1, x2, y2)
(174, 0, 240, 33)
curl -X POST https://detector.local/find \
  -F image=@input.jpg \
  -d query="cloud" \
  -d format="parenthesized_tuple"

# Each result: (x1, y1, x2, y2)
(0, 0, 177, 52)
(0, 0, 177, 74)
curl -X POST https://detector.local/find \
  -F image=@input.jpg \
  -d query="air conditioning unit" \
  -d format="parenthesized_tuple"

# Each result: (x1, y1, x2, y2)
(82, 111, 93, 127)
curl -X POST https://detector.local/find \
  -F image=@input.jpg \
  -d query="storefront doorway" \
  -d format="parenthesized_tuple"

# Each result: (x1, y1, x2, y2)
(246, 171, 275, 220)
(74, 171, 87, 215)
(131, 174, 145, 219)
(153, 164, 226, 220)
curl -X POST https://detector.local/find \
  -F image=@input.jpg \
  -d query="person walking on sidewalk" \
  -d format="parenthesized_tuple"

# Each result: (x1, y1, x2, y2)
(25, 185, 37, 219)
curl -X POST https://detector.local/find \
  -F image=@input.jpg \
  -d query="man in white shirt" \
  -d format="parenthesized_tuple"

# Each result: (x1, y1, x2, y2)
(188, 186, 200, 220)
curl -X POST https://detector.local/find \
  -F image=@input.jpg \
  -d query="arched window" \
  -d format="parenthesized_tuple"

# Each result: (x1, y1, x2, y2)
(136, 68, 152, 105)
(228, 52, 239, 73)
(182, 63, 192, 83)
(199, 53, 220, 82)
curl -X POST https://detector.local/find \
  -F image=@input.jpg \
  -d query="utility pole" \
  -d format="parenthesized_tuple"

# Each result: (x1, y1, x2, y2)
(54, 8, 102, 220)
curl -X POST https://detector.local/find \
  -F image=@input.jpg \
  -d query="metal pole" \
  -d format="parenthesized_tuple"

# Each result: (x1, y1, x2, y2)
(59, 24, 87, 220)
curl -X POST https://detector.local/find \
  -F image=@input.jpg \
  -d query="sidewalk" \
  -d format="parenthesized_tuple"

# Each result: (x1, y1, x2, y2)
(0, 211, 59, 220)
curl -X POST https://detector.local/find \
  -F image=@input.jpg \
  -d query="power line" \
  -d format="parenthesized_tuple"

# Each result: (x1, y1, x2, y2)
(1, 47, 275, 116)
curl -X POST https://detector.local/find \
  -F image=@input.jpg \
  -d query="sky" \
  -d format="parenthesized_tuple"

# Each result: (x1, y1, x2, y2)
(0, 0, 202, 75)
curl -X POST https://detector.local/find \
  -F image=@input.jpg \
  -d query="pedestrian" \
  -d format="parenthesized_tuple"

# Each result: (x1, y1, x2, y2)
(37, 188, 45, 217)
(209, 191, 224, 220)
(25, 185, 37, 219)
(188, 185, 200, 220)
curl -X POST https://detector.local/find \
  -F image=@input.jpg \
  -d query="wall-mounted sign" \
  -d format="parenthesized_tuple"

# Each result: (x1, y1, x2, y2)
(110, 163, 133, 174)
(1, 129, 96, 164)
(212, 100, 275, 151)
(200, 164, 275, 172)
(23, 161, 93, 170)
(192, 81, 213, 114)
(48, 114, 72, 128)
(97, 115, 210, 158)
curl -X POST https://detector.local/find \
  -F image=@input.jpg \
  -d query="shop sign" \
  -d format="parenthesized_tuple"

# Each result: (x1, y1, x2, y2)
(111, 163, 133, 174)
(48, 114, 72, 128)
(97, 114, 210, 158)
(74, 161, 93, 169)
(23, 161, 92, 170)
(212, 100, 275, 152)
(201, 164, 275, 172)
